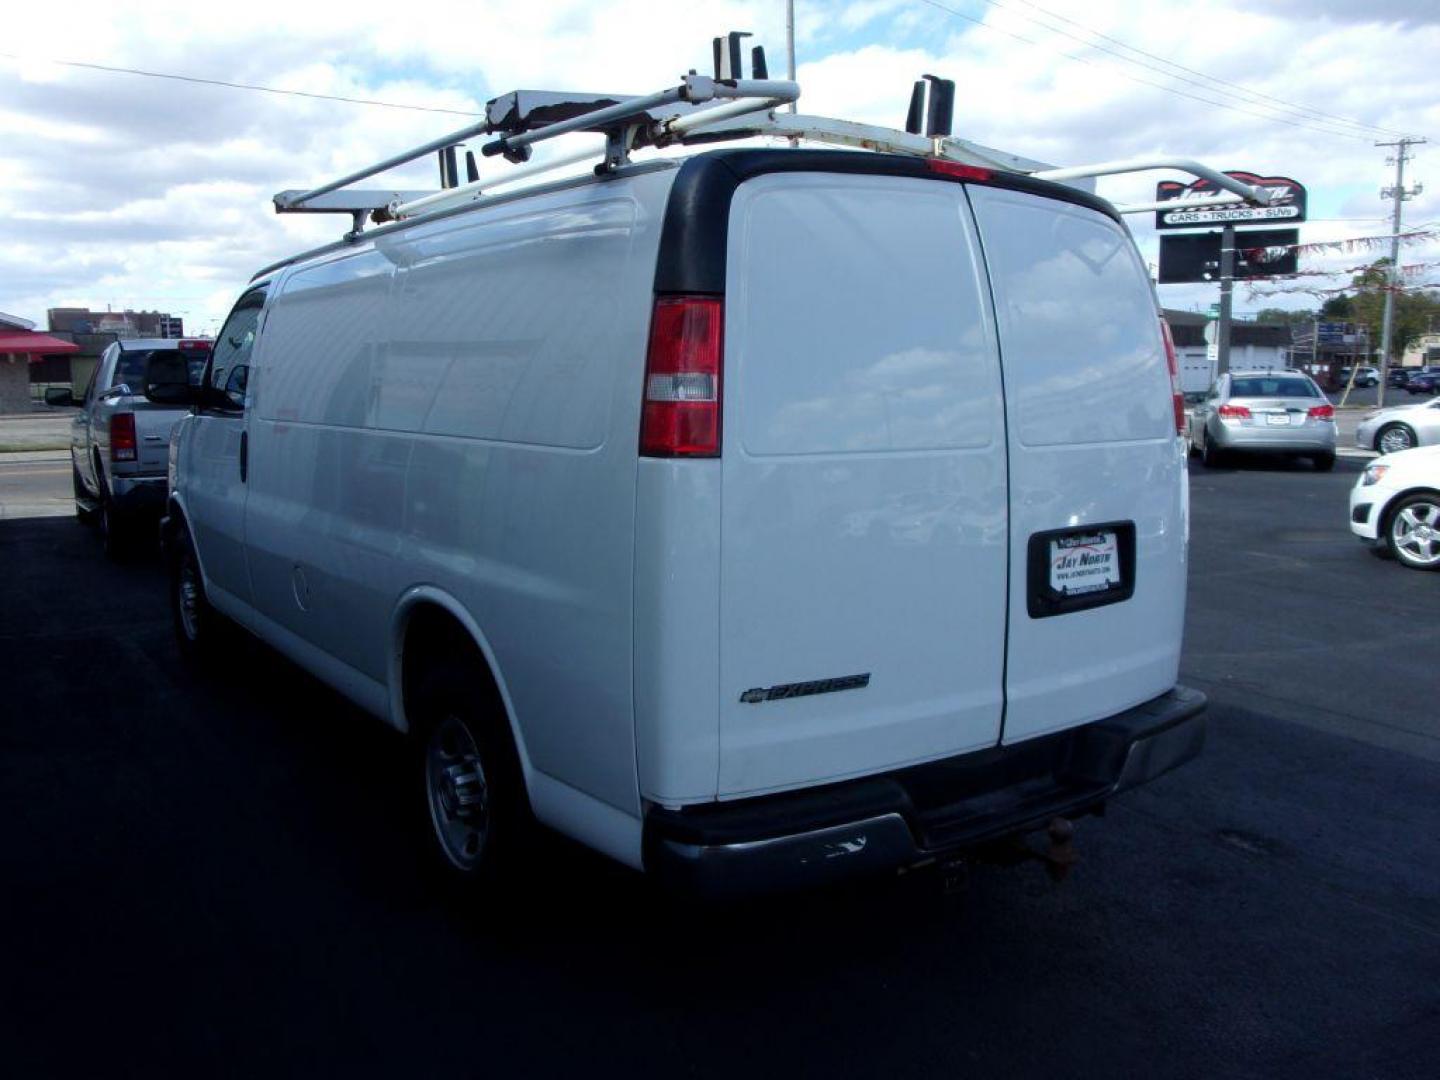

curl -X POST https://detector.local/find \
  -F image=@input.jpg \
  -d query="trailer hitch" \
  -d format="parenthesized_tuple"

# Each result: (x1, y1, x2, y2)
(959, 816, 1081, 883)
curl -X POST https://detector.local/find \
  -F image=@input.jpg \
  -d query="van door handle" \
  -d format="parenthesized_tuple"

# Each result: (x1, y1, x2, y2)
(240, 430, 248, 483)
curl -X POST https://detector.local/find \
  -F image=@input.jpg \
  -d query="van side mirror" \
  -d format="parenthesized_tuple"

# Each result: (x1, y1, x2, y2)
(43, 386, 76, 407)
(144, 352, 197, 407)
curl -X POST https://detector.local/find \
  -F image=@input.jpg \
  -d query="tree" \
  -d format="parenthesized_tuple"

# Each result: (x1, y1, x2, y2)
(1319, 260, 1440, 362)
(1253, 307, 1317, 327)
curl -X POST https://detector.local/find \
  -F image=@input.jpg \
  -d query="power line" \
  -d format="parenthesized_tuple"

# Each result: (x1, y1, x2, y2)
(909, 0, 1389, 143)
(0, 53, 482, 117)
(992, 0, 1411, 139)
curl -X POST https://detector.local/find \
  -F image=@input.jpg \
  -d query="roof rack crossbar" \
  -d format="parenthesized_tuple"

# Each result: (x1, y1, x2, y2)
(666, 110, 1057, 174)
(1112, 194, 1244, 215)
(389, 142, 604, 220)
(276, 115, 496, 212)
(1033, 157, 1274, 206)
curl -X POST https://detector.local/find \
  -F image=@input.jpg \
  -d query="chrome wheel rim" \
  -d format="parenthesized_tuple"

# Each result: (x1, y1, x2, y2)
(425, 715, 490, 871)
(177, 557, 201, 641)
(1393, 501, 1440, 567)
(1379, 427, 1413, 454)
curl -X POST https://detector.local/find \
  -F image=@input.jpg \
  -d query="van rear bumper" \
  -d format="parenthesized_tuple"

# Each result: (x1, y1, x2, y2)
(643, 685, 1206, 896)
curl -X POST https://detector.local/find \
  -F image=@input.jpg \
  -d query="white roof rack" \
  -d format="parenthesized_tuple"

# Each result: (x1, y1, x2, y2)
(271, 31, 1275, 240)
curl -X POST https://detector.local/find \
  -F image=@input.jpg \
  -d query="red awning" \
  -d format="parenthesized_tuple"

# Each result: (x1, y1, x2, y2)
(0, 331, 80, 357)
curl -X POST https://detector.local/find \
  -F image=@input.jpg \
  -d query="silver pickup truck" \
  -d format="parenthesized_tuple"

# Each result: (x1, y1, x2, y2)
(46, 337, 211, 556)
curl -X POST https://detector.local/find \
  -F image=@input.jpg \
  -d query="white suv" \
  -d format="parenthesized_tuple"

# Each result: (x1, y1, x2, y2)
(158, 147, 1205, 894)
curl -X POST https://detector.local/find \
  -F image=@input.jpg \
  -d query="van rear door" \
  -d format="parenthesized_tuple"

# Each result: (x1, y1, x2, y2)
(716, 172, 1008, 798)
(967, 186, 1186, 744)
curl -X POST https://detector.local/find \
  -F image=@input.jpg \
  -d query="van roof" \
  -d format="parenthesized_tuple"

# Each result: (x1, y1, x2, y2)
(253, 147, 1120, 288)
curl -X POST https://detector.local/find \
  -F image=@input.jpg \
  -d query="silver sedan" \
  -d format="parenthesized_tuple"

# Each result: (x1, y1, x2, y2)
(1355, 398, 1440, 454)
(1189, 370, 1338, 470)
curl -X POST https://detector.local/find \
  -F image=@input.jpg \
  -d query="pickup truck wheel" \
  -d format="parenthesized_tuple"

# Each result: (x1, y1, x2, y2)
(171, 532, 220, 660)
(98, 496, 131, 560)
(414, 659, 528, 886)
(72, 465, 97, 524)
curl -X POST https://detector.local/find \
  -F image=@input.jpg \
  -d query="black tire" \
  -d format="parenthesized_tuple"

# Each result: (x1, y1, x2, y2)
(412, 657, 529, 888)
(97, 491, 132, 560)
(170, 528, 223, 662)
(1199, 429, 1226, 468)
(71, 464, 96, 524)
(1385, 492, 1440, 571)
(1376, 423, 1416, 455)
(1313, 453, 1336, 472)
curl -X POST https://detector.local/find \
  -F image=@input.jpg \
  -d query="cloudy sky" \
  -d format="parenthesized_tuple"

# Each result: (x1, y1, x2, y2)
(2, 0, 1436, 334)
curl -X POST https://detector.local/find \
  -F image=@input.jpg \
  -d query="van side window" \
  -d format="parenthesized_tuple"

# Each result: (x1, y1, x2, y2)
(209, 291, 266, 410)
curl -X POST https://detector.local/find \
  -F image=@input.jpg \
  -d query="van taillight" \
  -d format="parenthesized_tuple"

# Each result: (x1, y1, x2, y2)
(1159, 319, 1185, 435)
(110, 413, 137, 463)
(640, 296, 722, 458)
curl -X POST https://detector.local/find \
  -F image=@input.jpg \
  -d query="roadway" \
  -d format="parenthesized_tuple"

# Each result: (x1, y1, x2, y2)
(1, 453, 1436, 1078)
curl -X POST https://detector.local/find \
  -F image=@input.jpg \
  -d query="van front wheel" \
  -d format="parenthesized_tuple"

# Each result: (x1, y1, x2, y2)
(170, 530, 222, 662)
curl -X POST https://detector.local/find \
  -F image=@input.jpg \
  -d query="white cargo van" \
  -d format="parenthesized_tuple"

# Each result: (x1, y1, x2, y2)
(156, 82, 1206, 894)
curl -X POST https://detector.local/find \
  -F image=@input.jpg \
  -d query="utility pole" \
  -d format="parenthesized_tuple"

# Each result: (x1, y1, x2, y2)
(1216, 223, 1236, 378)
(1376, 137, 1425, 407)
(785, 0, 797, 113)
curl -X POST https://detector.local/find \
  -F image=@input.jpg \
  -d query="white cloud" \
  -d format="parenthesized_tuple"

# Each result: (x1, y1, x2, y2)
(0, 0, 1435, 332)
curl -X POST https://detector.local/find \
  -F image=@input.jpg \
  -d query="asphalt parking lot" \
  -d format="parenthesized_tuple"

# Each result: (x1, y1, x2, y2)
(2, 453, 1437, 1079)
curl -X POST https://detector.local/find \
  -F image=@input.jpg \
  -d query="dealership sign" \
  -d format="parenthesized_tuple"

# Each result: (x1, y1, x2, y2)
(1155, 171, 1307, 230)
(1157, 228, 1299, 284)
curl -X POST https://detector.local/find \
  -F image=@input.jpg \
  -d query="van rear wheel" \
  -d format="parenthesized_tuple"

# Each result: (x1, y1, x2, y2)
(413, 658, 528, 886)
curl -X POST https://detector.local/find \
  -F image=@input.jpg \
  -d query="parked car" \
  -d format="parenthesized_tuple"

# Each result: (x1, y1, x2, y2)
(1406, 371, 1440, 395)
(1338, 365, 1380, 388)
(1355, 398, 1440, 454)
(155, 144, 1205, 896)
(1189, 369, 1336, 469)
(1387, 367, 1413, 389)
(45, 338, 211, 556)
(1350, 445, 1440, 570)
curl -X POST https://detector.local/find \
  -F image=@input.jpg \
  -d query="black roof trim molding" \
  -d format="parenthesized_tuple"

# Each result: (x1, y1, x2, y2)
(654, 149, 1120, 295)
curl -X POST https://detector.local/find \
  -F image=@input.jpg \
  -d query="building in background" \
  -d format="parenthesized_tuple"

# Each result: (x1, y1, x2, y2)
(47, 307, 183, 340)
(1164, 310, 1292, 398)
(32, 330, 118, 400)
(1289, 321, 1374, 388)
(0, 311, 79, 412)
(1401, 332, 1440, 368)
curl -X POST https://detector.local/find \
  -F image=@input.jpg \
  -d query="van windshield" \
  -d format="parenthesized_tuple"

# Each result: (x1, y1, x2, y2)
(1231, 376, 1318, 398)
